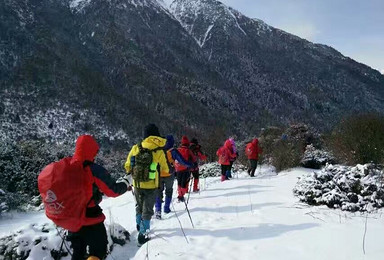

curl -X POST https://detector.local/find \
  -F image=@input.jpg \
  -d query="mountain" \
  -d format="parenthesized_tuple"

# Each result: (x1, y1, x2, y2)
(1, 0, 384, 148)
(169, 0, 384, 129)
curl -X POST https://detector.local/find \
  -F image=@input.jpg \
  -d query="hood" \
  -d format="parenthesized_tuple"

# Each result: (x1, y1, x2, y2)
(164, 135, 175, 150)
(181, 135, 190, 146)
(72, 135, 99, 163)
(224, 139, 232, 149)
(142, 136, 167, 150)
(252, 138, 259, 145)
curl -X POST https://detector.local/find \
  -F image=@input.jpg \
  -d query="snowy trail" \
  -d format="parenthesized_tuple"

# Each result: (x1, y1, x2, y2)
(1, 166, 384, 259)
(104, 167, 384, 260)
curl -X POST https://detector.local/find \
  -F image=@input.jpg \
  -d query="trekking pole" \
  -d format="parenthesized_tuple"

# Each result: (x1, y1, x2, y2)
(171, 200, 189, 244)
(55, 235, 65, 260)
(186, 176, 193, 205)
(126, 178, 137, 205)
(55, 227, 72, 259)
(183, 200, 195, 228)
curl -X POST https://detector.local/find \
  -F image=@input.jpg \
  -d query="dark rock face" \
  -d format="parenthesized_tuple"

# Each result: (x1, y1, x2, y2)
(1, 0, 384, 145)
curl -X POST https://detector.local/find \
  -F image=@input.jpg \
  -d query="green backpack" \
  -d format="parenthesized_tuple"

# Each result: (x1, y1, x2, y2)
(132, 143, 158, 182)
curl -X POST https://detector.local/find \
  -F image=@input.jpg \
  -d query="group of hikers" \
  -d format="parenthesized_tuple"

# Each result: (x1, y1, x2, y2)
(38, 124, 262, 260)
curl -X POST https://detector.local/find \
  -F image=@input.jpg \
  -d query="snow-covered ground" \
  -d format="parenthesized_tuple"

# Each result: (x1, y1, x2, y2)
(1, 165, 384, 259)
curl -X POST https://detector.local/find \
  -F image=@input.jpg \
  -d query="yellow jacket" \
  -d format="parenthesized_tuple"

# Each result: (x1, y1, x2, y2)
(124, 136, 169, 189)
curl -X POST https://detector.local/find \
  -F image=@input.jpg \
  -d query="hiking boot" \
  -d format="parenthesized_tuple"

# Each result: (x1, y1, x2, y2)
(137, 233, 150, 246)
(155, 211, 162, 220)
(177, 196, 185, 202)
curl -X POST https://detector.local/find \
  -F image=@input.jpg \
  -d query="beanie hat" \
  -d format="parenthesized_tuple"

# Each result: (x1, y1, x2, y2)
(181, 135, 190, 145)
(164, 135, 175, 150)
(143, 124, 160, 138)
(191, 138, 198, 144)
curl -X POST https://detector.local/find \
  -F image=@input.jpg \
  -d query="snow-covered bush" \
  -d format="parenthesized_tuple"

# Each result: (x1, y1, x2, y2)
(300, 144, 336, 169)
(0, 223, 130, 260)
(294, 163, 384, 212)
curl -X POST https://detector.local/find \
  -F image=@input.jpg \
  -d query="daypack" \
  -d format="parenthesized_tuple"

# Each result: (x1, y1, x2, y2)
(132, 143, 158, 182)
(245, 143, 253, 157)
(38, 157, 93, 232)
(166, 149, 176, 174)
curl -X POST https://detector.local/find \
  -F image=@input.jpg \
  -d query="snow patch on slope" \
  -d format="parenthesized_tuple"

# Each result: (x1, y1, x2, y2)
(225, 7, 247, 36)
(198, 24, 214, 47)
(69, 0, 92, 11)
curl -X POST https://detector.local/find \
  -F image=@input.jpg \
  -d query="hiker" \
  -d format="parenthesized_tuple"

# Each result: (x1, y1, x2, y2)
(227, 137, 238, 178)
(124, 124, 169, 246)
(217, 139, 237, 182)
(38, 135, 131, 260)
(154, 134, 194, 218)
(174, 136, 196, 202)
(189, 138, 207, 192)
(245, 138, 262, 177)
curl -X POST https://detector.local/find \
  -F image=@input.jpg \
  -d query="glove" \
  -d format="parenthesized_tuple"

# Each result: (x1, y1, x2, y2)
(117, 175, 133, 191)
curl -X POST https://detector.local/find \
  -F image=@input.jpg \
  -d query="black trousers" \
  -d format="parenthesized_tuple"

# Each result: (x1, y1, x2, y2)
(68, 222, 108, 260)
(191, 169, 199, 180)
(221, 164, 231, 176)
(248, 159, 258, 176)
(176, 170, 190, 188)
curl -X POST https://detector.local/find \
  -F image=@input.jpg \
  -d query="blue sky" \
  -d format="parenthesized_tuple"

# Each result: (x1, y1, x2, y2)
(219, 0, 384, 73)
(165, 0, 384, 73)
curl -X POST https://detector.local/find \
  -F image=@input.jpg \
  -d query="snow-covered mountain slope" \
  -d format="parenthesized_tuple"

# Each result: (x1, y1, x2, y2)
(2, 166, 384, 259)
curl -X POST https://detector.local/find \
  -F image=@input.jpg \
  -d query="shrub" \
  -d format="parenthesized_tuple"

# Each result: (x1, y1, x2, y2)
(271, 139, 302, 172)
(328, 113, 384, 165)
(259, 124, 321, 172)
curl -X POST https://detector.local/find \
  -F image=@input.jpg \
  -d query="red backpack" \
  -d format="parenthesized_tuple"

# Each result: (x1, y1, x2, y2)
(38, 157, 93, 232)
(245, 143, 253, 157)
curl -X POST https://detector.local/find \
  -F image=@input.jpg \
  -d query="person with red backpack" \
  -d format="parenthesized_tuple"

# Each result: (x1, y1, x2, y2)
(217, 140, 237, 182)
(38, 135, 131, 260)
(154, 134, 194, 219)
(174, 136, 196, 202)
(189, 138, 207, 192)
(245, 138, 263, 177)
(124, 124, 169, 246)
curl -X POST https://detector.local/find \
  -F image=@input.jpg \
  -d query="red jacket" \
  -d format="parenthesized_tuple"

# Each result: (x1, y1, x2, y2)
(217, 140, 236, 165)
(245, 138, 262, 160)
(72, 135, 127, 226)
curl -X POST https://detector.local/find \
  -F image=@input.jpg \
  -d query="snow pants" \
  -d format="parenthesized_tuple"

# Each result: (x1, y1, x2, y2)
(157, 175, 175, 201)
(135, 188, 157, 221)
(191, 169, 200, 191)
(248, 159, 258, 177)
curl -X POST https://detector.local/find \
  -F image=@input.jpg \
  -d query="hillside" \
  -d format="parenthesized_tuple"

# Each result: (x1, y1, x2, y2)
(1, 0, 384, 148)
